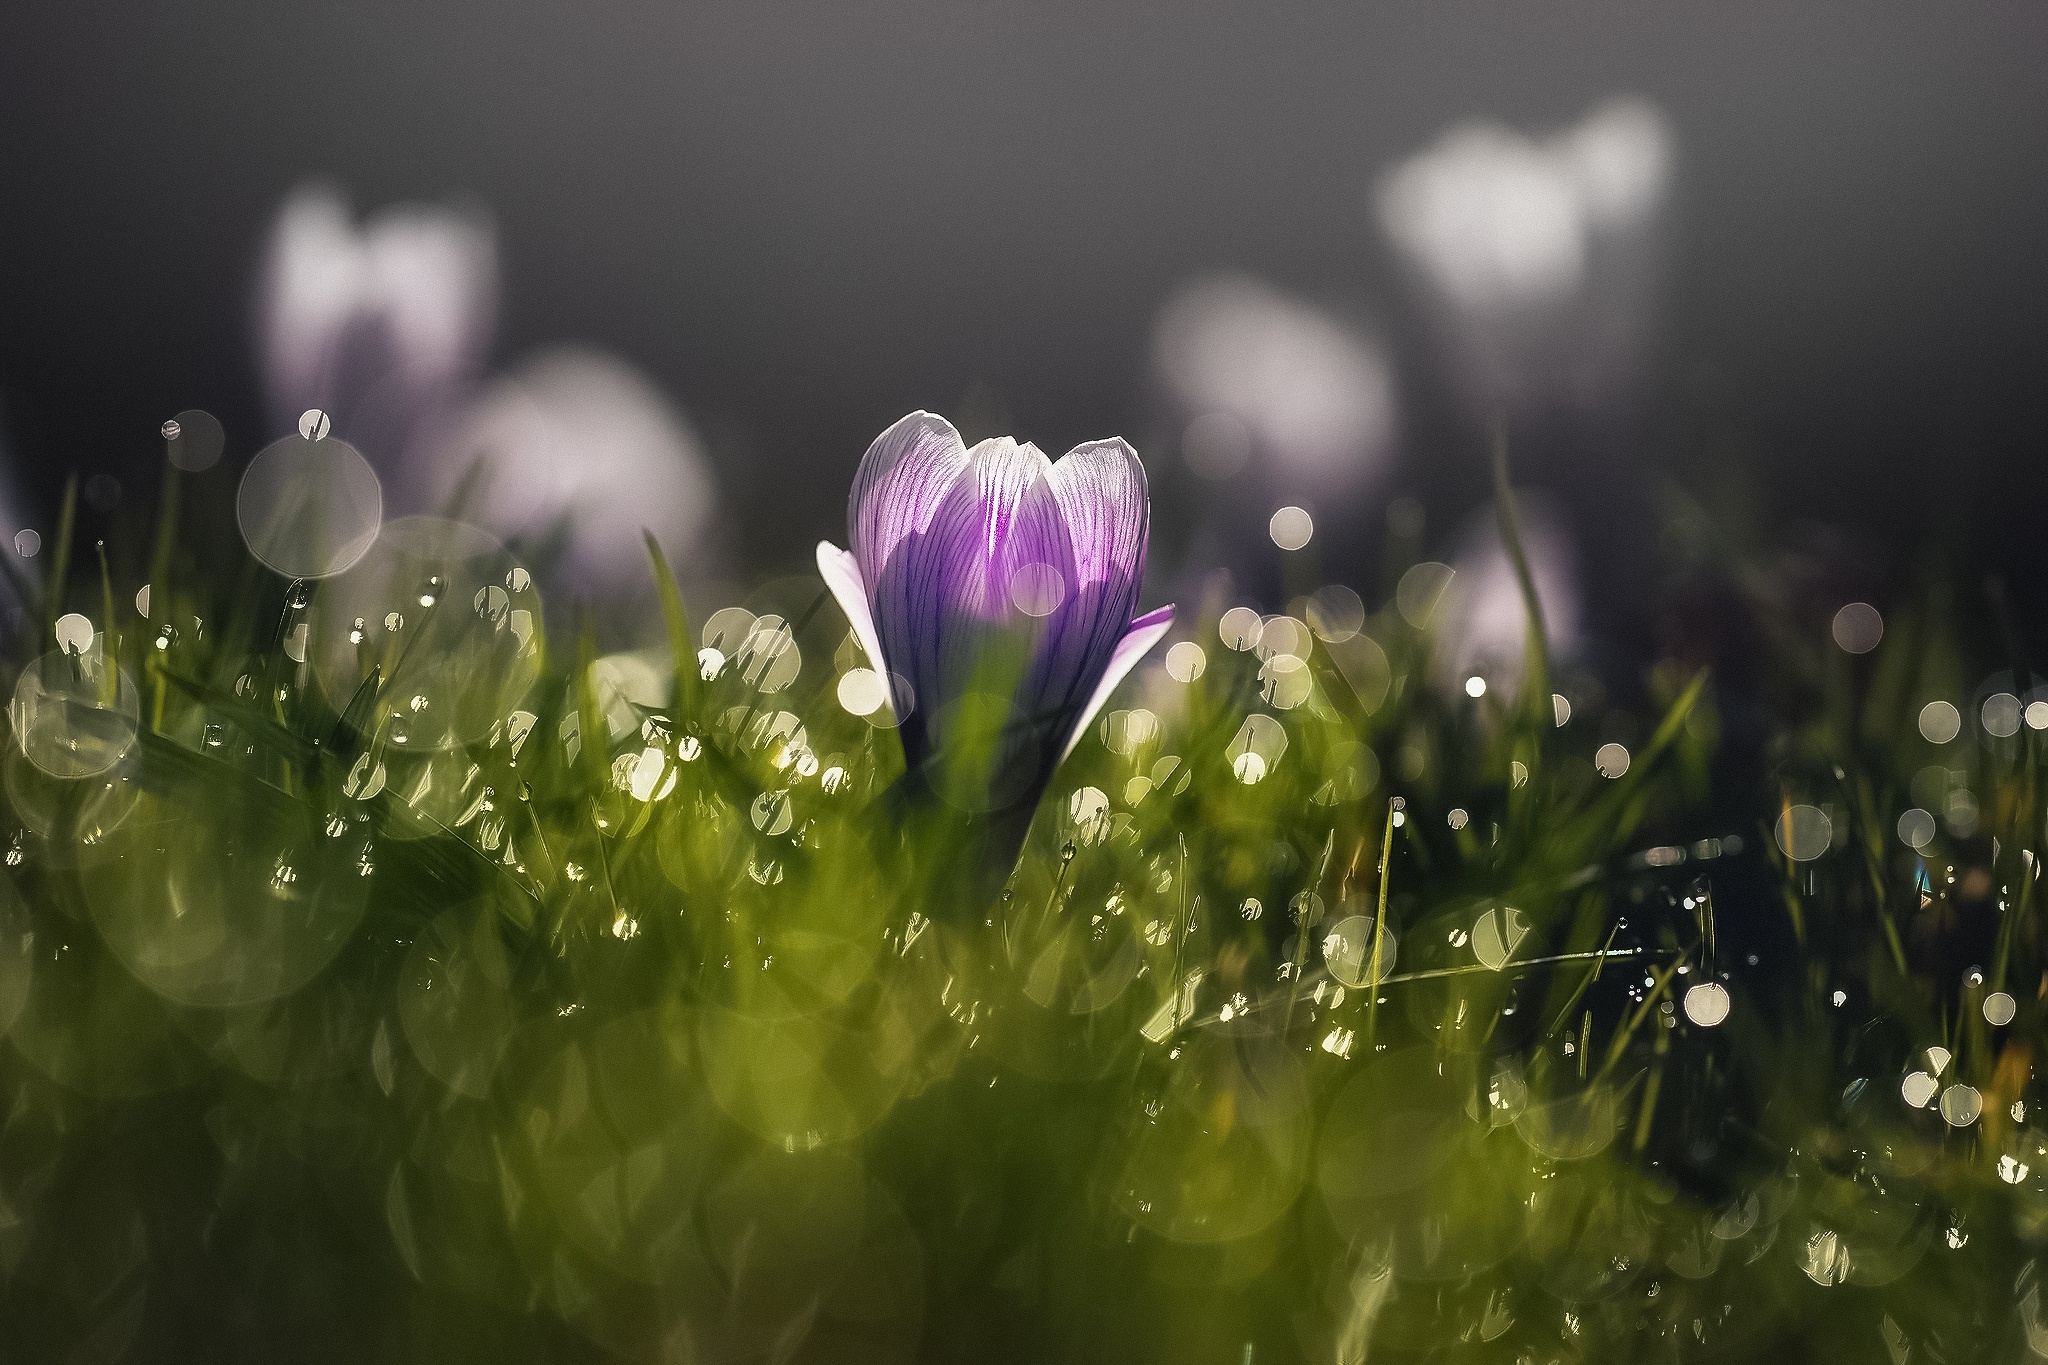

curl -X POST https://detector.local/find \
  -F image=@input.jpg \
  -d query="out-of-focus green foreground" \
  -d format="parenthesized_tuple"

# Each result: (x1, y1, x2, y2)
(1, 479, 2045, 1364)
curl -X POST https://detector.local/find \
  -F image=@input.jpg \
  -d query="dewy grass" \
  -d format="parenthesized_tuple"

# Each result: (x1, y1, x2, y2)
(0, 424, 2044, 1363)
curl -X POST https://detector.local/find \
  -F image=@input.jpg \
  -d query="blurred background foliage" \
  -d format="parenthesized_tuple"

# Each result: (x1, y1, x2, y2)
(1, 449, 2044, 1363)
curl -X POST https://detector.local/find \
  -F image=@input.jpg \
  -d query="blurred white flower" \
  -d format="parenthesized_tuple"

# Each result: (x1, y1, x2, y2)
(260, 183, 496, 473)
(1434, 496, 1579, 697)
(424, 347, 718, 602)
(1152, 275, 1397, 497)
(1375, 97, 1673, 413)
(255, 186, 721, 614)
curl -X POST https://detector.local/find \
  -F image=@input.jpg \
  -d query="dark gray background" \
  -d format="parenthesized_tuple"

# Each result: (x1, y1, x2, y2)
(2, 2, 2044, 617)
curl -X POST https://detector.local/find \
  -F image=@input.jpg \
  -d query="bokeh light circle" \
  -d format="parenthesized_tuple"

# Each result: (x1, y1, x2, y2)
(1918, 701, 1961, 744)
(1982, 692, 2022, 738)
(1830, 602, 1883, 654)
(237, 433, 383, 580)
(9, 651, 141, 779)
(1683, 982, 1731, 1027)
(164, 408, 226, 472)
(1164, 640, 1207, 682)
(1774, 804, 1832, 862)
(1268, 506, 1314, 551)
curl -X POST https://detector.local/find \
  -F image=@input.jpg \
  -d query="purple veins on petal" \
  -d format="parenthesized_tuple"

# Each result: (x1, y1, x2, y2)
(1031, 438, 1149, 734)
(848, 411, 972, 613)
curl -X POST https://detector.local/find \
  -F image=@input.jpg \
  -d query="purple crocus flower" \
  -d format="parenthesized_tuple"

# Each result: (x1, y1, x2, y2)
(817, 412, 1173, 831)
(259, 182, 496, 496)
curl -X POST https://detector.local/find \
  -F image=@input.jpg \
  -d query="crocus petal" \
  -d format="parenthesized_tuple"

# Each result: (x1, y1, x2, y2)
(816, 539, 891, 693)
(903, 438, 1072, 794)
(921, 438, 1068, 621)
(847, 411, 971, 612)
(1059, 605, 1175, 763)
(1044, 439, 1148, 596)
(848, 413, 975, 762)
(1027, 439, 1148, 726)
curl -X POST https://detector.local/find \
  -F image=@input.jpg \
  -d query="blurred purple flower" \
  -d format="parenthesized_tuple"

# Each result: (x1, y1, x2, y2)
(420, 347, 718, 606)
(259, 183, 496, 476)
(1436, 494, 1580, 698)
(817, 411, 1173, 816)
(1152, 275, 1397, 497)
(1375, 96, 1673, 414)
(256, 185, 721, 617)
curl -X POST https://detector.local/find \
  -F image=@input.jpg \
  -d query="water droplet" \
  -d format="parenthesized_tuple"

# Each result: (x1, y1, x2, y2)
(1985, 991, 2018, 1026)
(299, 408, 332, 440)
(384, 612, 404, 632)
(14, 529, 41, 557)
(505, 567, 531, 593)
(1683, 981, 1731, 1027)
(160, 419, 182, 441)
